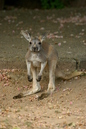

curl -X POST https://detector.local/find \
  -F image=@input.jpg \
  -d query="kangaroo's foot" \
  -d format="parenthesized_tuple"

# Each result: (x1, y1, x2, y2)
(13, 87, 41, 99)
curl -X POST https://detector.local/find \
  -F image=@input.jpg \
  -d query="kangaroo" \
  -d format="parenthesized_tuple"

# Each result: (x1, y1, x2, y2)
(13, 30, 84, 99)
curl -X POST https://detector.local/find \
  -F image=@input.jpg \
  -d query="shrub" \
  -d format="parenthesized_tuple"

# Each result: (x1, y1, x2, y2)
(41, 0, 64, 9)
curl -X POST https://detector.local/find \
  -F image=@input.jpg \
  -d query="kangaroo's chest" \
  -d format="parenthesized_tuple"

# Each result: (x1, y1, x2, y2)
(27, 52, 47, 67)
(29, 53, 41, 67)
(30, 53, 41, 61)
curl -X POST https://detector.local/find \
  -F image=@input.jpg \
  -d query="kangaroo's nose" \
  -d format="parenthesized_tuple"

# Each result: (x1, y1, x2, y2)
(32, 47, 38, 51)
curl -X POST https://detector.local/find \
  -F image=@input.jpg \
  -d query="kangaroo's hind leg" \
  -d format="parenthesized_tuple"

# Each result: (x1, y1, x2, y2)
(38, 60, 57, 100)
(47, 60, 57, 93)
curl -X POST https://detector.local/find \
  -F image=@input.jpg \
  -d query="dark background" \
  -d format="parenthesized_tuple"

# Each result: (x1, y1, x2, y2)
(0, 0, 86, 10)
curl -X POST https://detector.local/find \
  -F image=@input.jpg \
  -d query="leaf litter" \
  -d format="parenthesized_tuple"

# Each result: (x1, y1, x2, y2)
(0, 68, 86, 129)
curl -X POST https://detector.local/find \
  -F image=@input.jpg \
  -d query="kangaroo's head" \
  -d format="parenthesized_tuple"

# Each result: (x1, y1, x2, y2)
(21, 30, 45, 52)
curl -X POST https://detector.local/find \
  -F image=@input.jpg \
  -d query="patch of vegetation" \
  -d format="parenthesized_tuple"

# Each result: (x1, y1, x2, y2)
(25, 121, 33, 127)
(41, 0, 64, 9)
(13, 127, 20, 129)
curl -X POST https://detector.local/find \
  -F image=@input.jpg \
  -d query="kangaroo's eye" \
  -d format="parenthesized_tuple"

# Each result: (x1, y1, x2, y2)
(38, 42, 41, 45)
(30, 42, 32, 44)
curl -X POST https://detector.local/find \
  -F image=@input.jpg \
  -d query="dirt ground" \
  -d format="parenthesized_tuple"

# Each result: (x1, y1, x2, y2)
(0, 69, 86, 129)
(0, 8, 86, 129)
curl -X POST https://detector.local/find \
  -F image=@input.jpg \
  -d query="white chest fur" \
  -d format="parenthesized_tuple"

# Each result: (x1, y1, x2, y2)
(30, 53, 41, 61)
(30, 53, 41, 67)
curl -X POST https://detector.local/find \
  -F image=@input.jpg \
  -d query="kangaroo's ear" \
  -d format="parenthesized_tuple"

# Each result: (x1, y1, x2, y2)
(21, 30, 31, 42)
(38, 35, 46, 42)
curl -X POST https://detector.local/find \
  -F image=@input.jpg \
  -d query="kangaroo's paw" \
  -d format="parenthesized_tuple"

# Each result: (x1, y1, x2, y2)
(36, 75, 42, 82)
(28, 75, 33, 82)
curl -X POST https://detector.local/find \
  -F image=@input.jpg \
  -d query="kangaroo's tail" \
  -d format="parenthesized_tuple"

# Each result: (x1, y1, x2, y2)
(56, 67, 85, 80)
